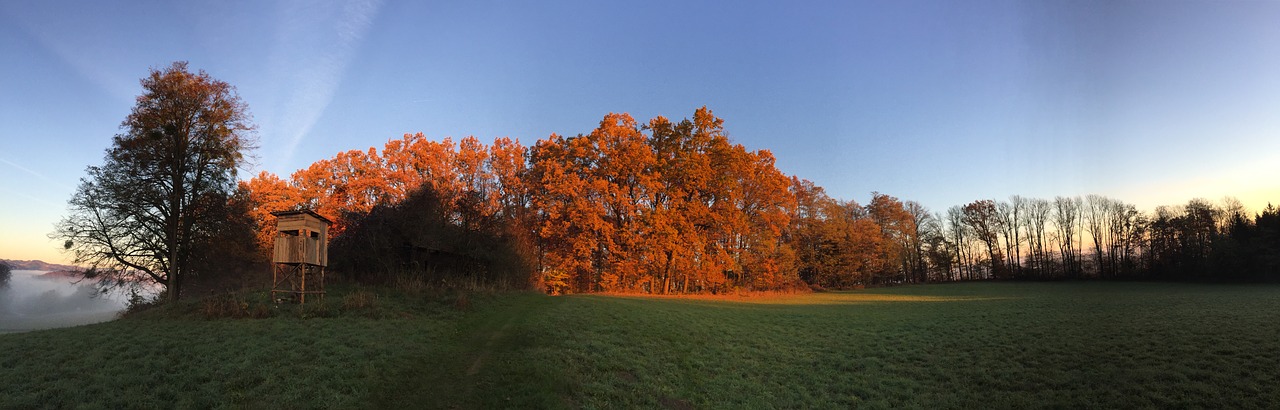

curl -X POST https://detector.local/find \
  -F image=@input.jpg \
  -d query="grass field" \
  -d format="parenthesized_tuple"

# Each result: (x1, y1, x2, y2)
(2, 282, 1279, 408)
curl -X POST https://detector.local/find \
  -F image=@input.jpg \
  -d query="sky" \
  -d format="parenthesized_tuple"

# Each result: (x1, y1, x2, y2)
(3, 0, 1279, 264)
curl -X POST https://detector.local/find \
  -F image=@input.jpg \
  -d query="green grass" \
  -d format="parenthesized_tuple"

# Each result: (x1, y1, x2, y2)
(3, 282, 1279, 408)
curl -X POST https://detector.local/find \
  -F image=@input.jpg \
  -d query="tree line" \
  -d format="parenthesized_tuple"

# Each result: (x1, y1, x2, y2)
(56, 63, 1280, 302)
(243, 108, 801, 293)
(241, 108, 1280, 293)
(924, 196, 1280, 283)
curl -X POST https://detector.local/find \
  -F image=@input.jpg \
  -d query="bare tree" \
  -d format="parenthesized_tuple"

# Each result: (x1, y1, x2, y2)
(1053, 196, 1083, 278)
(946, 206, 973, 280)
(1105, 200, 1143, 276)
(1022, 198, 1053, 278)
(1084, 194, 1110, 277)
(997, 197, 1026, 276)
(904, 201, 932, 282)
(1219, 196, 1247, 232)
(963, 200, 1002, 278)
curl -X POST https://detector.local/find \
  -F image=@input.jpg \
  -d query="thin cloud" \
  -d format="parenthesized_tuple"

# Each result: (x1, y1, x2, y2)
(2, 5, 137, 102)
(2, 188, 61, 208)
(0, 158, 70, 191)
(269, 0, 383, 167)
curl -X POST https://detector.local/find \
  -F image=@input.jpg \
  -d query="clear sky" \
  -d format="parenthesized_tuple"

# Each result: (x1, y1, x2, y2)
(3, 1, 1279, 264)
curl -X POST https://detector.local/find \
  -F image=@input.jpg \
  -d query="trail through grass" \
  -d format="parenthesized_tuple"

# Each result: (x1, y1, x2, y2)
(3, 282, 1279, 408)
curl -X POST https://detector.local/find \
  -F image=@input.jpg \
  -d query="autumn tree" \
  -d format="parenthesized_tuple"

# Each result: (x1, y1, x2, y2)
(230, 102, 1280, 290)
(790, 177, 830, 285)
(240, 171, 302, 256)
(738, 150, 798, 290)
(521, 107, 801, 293)
(866, 192, 915, 284)
(588, 113, 659, 291)
(53, 62, 255, 302)
(488, 137, 531, 222)
(527, 133, 599, 293)
(807, 199, 883, 288)
(646, 110, 729, 293)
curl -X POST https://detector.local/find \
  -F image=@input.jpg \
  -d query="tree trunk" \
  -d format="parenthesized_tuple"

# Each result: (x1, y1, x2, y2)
(663, 250, 674, 294)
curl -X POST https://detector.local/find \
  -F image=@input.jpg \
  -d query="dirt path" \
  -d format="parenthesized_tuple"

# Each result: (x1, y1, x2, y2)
(466, 316, 516, 376)
(369, 293, 564, 409)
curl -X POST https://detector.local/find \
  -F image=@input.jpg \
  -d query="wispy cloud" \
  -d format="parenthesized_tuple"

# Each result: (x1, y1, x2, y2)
(0, 158, 70, 191)
(2, 5, 137, 101)
(267, 0, 383, 167)
(3, 188, 61, 208)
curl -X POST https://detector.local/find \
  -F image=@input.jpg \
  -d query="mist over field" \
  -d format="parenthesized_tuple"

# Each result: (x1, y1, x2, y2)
(0, 270, 126, 334)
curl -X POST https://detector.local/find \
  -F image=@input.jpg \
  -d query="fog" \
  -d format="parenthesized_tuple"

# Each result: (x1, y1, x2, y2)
(0, 270, 128, 334)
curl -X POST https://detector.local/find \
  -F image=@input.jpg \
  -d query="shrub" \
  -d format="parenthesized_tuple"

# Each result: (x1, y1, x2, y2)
(328, 184, 534, 290)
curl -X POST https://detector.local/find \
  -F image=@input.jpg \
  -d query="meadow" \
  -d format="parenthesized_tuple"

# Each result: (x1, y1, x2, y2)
(2, 282, 1278, 408)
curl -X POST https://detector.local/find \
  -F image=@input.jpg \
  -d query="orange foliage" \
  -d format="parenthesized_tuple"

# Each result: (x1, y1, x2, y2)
(240, 171, 301, 256)
(238, 106, 897, 294)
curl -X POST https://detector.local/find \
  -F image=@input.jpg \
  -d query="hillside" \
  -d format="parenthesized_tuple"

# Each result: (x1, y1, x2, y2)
(1, 259, 79, 272)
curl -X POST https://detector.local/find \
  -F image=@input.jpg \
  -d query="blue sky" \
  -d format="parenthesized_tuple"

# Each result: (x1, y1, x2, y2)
(3, 0, 1279, 263)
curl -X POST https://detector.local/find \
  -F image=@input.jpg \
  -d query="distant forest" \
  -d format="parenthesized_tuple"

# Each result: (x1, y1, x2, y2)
(240, 107, 1280, 293)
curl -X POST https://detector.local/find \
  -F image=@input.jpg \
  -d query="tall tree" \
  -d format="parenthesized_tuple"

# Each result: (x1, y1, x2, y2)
(811, 199, 883, 288)
(53, 62, 255, 302)
(945, 206, 974, 280)
(904, 201, 933, 282)
(867, 192, 915, 284)
(1084, 194, 1111, 277)
(963, 200, 1003, 278)
(1002, 196, 1026, 275)
(1052, 196, 1083, 278)
(1023, 198, 1053, 277)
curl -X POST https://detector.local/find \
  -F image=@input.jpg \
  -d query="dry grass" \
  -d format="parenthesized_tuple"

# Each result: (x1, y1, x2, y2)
(199, 293, 271, 319)
(341, 290, 379, 311)
(597, 288, 1002, 305)
(453, 291, 471, 311)
(596, 288, 812, 302)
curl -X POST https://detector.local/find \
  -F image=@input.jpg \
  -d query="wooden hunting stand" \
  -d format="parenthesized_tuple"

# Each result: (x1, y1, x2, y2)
(271, 210, 330, 304)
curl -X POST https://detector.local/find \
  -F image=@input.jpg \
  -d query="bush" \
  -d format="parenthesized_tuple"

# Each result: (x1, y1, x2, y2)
(328, 184, 534, 291)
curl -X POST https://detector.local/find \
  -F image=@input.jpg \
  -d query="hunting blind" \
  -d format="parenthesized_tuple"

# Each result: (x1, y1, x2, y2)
(271, 210, 330, 304)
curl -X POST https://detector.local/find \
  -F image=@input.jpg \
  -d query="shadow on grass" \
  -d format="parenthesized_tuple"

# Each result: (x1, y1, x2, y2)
(365, 293, 571, 409)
